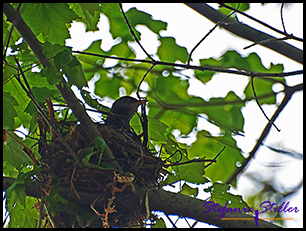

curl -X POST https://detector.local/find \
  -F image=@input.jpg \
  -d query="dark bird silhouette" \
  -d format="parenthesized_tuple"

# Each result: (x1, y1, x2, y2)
(104, 96, 147, 130)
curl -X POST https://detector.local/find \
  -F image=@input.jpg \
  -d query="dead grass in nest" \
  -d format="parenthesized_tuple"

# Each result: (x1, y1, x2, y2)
(39, 121, 165, 227)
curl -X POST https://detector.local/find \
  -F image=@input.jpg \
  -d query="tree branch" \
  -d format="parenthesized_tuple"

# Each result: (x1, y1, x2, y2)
(225, 83, 303, 184)
(250, 76, 280, 132)
(187, 4, 237, 65)
(185, 3, 303, 64)
(3, 3, 120, 170)
(74, 50, 303, 78)
(218, 3, 303, 42)
(3, 176, 281, 228)
(119, 3, 156, 63)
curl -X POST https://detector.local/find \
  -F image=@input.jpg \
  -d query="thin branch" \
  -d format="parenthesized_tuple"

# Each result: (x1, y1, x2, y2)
(43, 202, 55, 228)
(225, 83, 303, 184)
(243, 36, 291, 50)
(187, 4, 238, 65)
(37, 192, 45, 228)
(243, 3, 298, 51)
(13, 58, 82, 168)
(136, 64, 155, 98)
(119, 3, 156, 63)
(73, 50, 303, 78)
(204, 146, 226, 169)
(164, 213, 177, 228)
(136, 64, 155, 148)
(280, 3, 288, 34)
(73, 50, 152, 63)
(218, 3, 303, 42)
(250, 76, 280, 132)
(164, 158, 217, 167)
(14, 69, 105, 187)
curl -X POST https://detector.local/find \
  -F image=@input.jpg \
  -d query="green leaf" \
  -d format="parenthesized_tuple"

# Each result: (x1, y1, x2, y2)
(10, 41, 31, 55)
(3, 17, 22, 48)
(3, 92, 18, 129)
(101, 4, 133, 41)
(80, 138, 114, 170)
(126, 7, 167, 36)
(201, 91, 245, 133)
(3, 161, 19, 178)
(54, 50, 73, 71)
(41, 67, 62, 85)
(244, 77, 283, 105)
(3, 62, 18, 83)
(157, 36, 189, 63)
(161, 137, 209, 185)
(7, 196, 39, 228)
(81, 89, 110, 113)
(3, 133, 32, 172)
(152, 217, 166, 228)
(5, 182, 26, 212)
(94, 72, 122, 99)
(188, 130, 244, 183)
(43, 41, 71, 60)
(62, 56, 88, 89)
(77, 40, 107, 79)
(102, 5, 167, 42)
(147, 117, 168, 142)
(194, 69, 216, 84)
(181, 183, 198, 197)
(3, 76, 32, 130)
(130, 115, 168, 143)
(31, 87, 61, 104)
(218, 3, 250, 16)
(199, 50, 284, 73)
(70, 3, 102, 31)
(95, 137, 106, 166)
(148, 74, 198, 135)
(205, 182, 249, 209)
(197, 51, 285, 104)
(5, 167, 41, 213)
(21, 3, 79, 44)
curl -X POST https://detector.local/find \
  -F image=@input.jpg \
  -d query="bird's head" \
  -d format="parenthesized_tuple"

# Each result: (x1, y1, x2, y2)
(105, 96, 148, 128)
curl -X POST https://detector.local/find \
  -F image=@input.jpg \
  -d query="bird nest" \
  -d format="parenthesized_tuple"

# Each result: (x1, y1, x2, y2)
(39, 120, 165, 228)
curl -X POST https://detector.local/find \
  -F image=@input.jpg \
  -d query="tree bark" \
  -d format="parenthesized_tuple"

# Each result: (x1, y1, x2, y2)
(4, 177, 280, 228)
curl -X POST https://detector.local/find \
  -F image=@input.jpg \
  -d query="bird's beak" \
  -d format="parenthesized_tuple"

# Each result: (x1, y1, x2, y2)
(134, 97, 148, 107)
(139, 97, 148, 105)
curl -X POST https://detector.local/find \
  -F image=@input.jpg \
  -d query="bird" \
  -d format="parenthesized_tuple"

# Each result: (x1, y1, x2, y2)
(104, 96, 148, 130)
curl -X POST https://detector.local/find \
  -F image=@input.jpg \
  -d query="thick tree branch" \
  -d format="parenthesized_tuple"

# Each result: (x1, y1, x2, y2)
(185, 3, 303, 64)
(218, 3, 303, 42)
(3, 3, 46, 65)
(3, 176, 281, 228)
